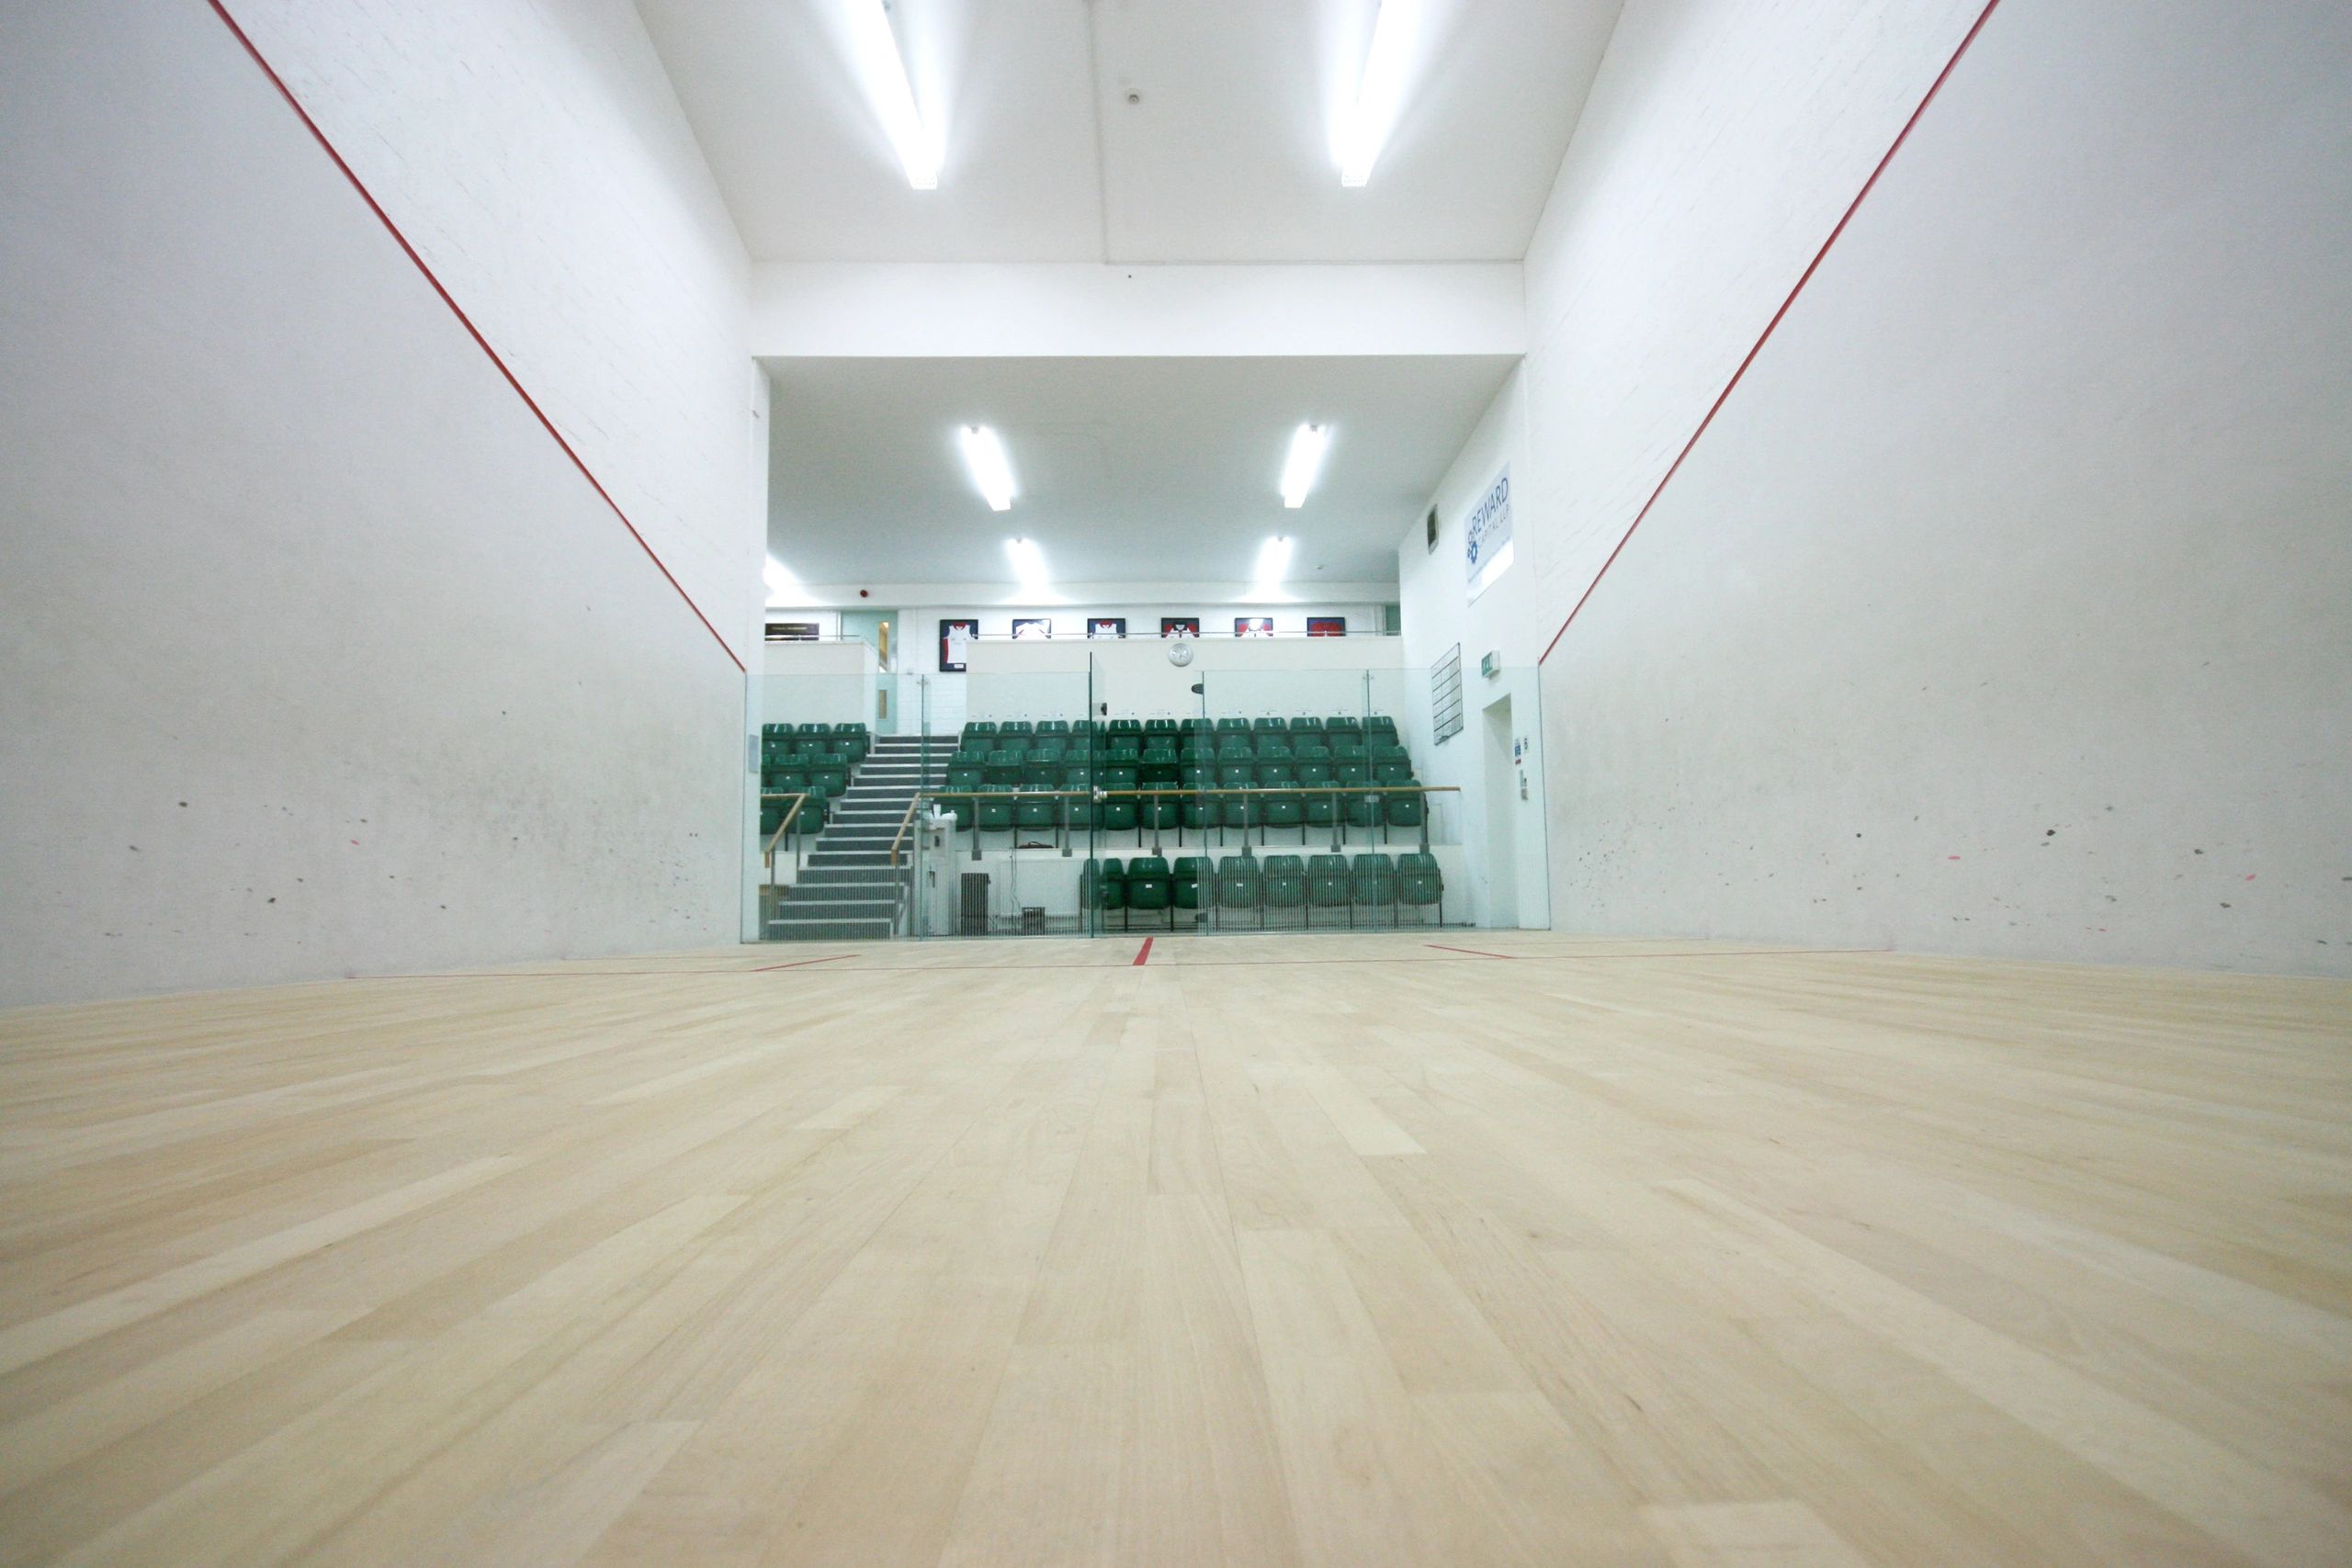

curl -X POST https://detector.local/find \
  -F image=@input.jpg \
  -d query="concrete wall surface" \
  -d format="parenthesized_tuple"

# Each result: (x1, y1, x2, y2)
(0, 0, 755, 1005)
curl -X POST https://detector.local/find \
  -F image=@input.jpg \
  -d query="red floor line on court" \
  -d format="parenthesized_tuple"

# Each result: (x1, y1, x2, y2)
(751, 953, 860, 973)
(1428, 943, 1516, 960)
(201, 0, 744, 673)
(1537, 0, 2006, 667)
(1133, 937, 1155, 966)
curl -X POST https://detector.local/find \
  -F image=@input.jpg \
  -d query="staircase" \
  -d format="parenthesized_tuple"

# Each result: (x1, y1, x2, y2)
(765, 734, 948, 941)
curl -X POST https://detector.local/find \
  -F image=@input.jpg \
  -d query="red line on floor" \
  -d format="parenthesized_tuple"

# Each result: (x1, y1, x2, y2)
(1537, 0, 2007, 666)
(1133, 937, 1155, 966)
(1427, 943, 1516, 960)
(751, 953, 860, 973)
(201, 0, 744, 672)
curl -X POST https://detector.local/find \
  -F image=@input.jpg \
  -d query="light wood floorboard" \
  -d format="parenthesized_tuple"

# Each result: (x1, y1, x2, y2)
(1, 933, 2347, 1565)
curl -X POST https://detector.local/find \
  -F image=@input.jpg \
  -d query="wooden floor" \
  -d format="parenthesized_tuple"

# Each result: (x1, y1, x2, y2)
(2, 933, 2349, 1566)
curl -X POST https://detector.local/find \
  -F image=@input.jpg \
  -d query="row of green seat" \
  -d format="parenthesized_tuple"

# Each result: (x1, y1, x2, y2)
(951, 736, 1405, 766)
(951, 754, 1412, 786)
(757, 723, 872, 839)
(963, 716, 1396, 740)
(948, 777, 1422, 835)
(1081, 853, 1444, 927)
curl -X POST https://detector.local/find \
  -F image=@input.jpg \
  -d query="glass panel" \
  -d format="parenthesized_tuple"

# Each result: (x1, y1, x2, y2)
(875, 646, 1545, 940)
(951, 661, 1093, 937)
(744, 660, 892, 943)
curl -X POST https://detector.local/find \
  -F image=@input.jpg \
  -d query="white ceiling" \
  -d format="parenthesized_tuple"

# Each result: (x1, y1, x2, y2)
(763, 355, 1516, 587)
(638, 0, 1624, 263)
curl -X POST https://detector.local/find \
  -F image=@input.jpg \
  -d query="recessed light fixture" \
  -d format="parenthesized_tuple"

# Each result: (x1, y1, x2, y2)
(1254, 536, 1295, 592)
(1280, 423, 1331, 509)
(847, 0, 940, 189)
(1004, 536, 1049, 588)
(958, 425, 1015, 512)
(1337, 0, 1419, 187)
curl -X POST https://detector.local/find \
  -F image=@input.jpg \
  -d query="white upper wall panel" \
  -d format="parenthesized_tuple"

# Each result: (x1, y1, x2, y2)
(749, 263, 1525, 357)
(637, 0, 1623, 263)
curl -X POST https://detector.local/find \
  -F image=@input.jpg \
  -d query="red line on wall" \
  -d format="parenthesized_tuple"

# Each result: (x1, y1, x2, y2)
(1133, 937, 1155, 966)
(202, 0, 745, 673)
(1537, 0, 2007, 667)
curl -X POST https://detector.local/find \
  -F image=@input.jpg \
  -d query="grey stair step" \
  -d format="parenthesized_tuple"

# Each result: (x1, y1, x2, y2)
(766, 919, 893, 941)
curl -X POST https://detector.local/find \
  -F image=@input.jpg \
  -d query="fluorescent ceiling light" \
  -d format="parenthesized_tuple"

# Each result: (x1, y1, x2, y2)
(1336, 0, 1419, 187)
(846, 0, 940, 189)
(1280, 423, 1331, 509)
(958, 424, 1015, 512)
(1254, 535, 1295, 592)
(1004, 536, 1048, 588)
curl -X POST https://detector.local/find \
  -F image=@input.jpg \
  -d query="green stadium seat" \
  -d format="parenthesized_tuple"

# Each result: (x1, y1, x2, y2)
(1137, 788, 1181, 833)
(1015, 786, 1057, 834)
(1081, 857, 1126, 920)
(1172, 856, 1207, 911)
(1107, 718, 1143, 737)
(1290, 716, 1323, 736)
(1396, 852, 1444, 922)
(1351, 852, 1397, 922)
(977, 784, 1015, 834)
(1101, 766, 1138, 833)
(1125, 856, 1174, 928)
(1250, 716, 1286, 734)
(1215, 854, 1263, 929)
(1037, 719, 1070, 738)
(1214, 716, 1250, 736)
(1326, 715, 1363, 734)
(1001, 720, 1035, 740)
(985, 750, 1023, 786)
(1062, 767, 1100, 830)
(1262, 854, 1307, 924)
(1385, 787, 1426, 835)
(1143, 717, 1179, 737)
(1307, 854, 1351, 926)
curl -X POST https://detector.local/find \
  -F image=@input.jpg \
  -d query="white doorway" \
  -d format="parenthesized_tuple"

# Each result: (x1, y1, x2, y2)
(1481, 694, 1519, 928)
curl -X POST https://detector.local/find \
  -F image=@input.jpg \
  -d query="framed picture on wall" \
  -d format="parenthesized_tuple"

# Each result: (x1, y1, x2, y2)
(1087, 617, 1126, 639)
(1012, 617, 1053, 640)
(1306, 616, 1347, 637)
(1235, 616, 1275, 638)
(938, 617, 978, 672)
(1160, 616, 1200, 638)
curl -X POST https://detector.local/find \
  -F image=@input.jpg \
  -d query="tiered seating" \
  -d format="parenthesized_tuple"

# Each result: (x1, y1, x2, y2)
(756, 722, 869, 839)
(947, 714, 1424, 845)
(1071, 849, 1444, 929)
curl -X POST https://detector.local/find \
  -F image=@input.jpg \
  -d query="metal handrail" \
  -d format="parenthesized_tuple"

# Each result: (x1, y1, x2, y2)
(759, 792, 809, 884)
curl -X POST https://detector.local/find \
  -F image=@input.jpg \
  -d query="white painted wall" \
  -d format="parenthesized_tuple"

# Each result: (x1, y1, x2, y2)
(898, 600, 1389, 732)
(1396, 372, 1551, 928)
(750, 264, 1525, 359)
(1431, 0, 2352, 973)
(0, 0, 754, 1005)
(965, 629, 1404, 724)
(231, 0, 761, 660)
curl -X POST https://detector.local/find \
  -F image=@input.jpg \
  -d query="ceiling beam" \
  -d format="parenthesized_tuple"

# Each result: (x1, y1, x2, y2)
(750, 263, 1524, 359)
